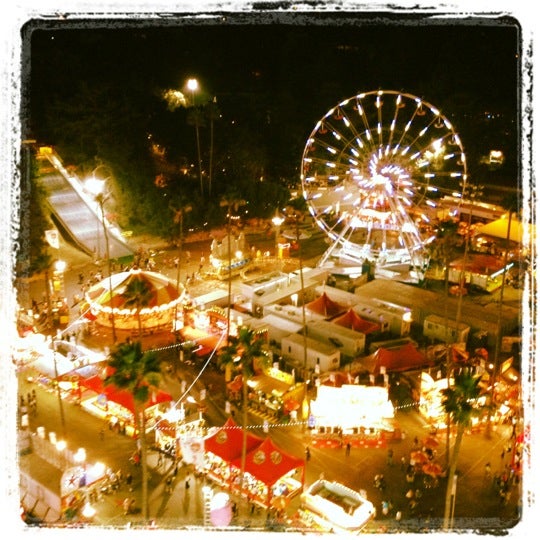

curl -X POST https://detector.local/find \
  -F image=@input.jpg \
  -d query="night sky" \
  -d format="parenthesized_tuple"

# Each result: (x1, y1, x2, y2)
(19, 10, 522, 226)
(24, 12, 520, 134)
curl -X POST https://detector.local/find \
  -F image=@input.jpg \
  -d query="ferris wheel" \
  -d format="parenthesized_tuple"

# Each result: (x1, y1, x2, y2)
(301, 90, 467, 281)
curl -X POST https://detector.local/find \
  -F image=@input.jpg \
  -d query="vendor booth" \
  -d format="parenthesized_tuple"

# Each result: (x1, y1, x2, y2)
(79, 375, 172, 436)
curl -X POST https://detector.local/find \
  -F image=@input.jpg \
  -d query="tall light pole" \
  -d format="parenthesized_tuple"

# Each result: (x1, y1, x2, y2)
(187, 78, 203, 196)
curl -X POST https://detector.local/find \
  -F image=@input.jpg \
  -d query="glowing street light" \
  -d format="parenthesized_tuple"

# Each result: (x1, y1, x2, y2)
(186, 78, 203, 195)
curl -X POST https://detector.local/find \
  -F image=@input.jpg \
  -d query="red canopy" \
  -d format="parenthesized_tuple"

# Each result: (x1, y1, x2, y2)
(79, 375, 172, 413)
(332, 309, 380, 334)
(230, 436, 304, 488)
(361, 343, 431, 374)
(306, 292, 346, 318)
(204, 417, 264, 462)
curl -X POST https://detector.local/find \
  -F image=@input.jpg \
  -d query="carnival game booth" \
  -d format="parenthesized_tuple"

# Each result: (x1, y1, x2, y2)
(83, 269, 185, 333)
(204, 417, 264, 488)
(79, 375, 173, 437)
(204, 418, 304, 508)
(309, 384, 397, 448)
(229, 437, 304, 508)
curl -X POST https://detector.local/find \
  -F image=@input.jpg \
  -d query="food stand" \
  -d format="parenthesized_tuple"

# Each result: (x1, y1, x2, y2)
(300, 479, 375, 532)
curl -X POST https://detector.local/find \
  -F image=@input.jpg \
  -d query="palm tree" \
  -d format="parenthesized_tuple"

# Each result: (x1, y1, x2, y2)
(219, 192, 246, 338)
(105, 340, 162, 521)
(217, 326, 268, 502)
(122, 275, 154, 336)
(428, 217, 462, 467)
(441, 367, 483, 529)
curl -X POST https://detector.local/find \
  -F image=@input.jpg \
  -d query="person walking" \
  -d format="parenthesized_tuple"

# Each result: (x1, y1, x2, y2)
(345, 442, 351, 456)
(305, 446, 311, 461)
(387, 449, 394, 466)
(126, 472, 133, 492)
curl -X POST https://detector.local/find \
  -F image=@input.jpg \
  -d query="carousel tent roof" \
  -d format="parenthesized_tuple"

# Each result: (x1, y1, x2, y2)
(79, 375, 172, 413)
(85, 269, 183, 310)
(332, 309, 380, 334)
(360, 343, 431, 374)
(231, 436, 304, 487)
(306, 292, 347, 318)
(477, 216, 533, 244)
(204, 417, 264, 462)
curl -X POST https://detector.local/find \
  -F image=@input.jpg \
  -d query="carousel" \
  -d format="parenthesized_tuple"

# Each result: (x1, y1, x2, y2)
(82, 269, 186, 333)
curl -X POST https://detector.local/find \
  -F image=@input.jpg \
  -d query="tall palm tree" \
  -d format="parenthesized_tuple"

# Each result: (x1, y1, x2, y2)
(105, 340, 161, 521)
(217, 326, 268, 503)
(441, 367, 483, 529)
(219, 192, 246, 339)
(122, 276, 154, 337)
(428, 217, 462, 467)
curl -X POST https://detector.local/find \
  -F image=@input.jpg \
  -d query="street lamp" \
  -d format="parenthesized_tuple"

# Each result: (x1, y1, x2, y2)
(85, 176, 117, 343)
(272, 213, 284, 264)
(187, 78, 203, 196)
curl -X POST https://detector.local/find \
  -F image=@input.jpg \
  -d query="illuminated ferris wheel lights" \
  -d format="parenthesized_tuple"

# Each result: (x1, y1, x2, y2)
(444, 153, 455, 160)
(343, 117, 350, 127)
(405, 121, 411, 132)
(329, 175, 340, 181)
(377, 123, 382, 134)
(396, 94, 402, 105)
(403, 188, 414, 196)
(332, 131, 341, 140)
(391, 119, 396, 131)
(427, 186, 438, 191)
(426, 200, 437, 207)
(327, 147, 337, 154)
(450, 172, 462, 177)
(424, 173, 435, 178)
(349, 159, 359, 166)
(419, 126, 428, 137)
(431, 107, 440, 116)
(311, 192, 322, 199)
(444, 118, 453, 130)
(401, 146, 410, 156)
(411, 151, 421, 160)
(351, 148, 360, 157)
(365, 130, 372, 140)
(326, 162, 336, 168)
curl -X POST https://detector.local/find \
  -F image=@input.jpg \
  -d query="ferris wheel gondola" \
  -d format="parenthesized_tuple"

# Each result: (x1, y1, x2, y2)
(300, 90, 467, 281)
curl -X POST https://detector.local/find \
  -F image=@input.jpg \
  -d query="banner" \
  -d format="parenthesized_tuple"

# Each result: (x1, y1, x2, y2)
(180, 436, 205, 468)
(45, 229, 60, 249)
